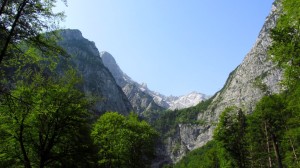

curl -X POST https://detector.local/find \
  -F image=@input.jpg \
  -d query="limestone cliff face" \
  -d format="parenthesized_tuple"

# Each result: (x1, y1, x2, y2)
(101, 51, 209, 114)
(167, 92, 208, 110)
(164, 1, 283, 163)
(58, 29, 133, 115)
(100, 51, 164, 114)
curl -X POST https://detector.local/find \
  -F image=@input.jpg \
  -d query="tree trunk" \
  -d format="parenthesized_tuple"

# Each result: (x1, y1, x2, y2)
(19, 124, 32, 168)
(271, 133, 283, 168)
(285, 126, 298, 163)
(39, 157, 45, 168)
(0, 0, 28, 64)
(264, 122, 273, 168)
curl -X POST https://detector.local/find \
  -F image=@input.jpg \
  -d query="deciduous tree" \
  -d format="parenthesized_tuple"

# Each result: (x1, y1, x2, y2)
(0, 0, 67, 65)
(214, 106, 248, 168)
(0, 70, 93, 168)
(91, 112, 158, 168)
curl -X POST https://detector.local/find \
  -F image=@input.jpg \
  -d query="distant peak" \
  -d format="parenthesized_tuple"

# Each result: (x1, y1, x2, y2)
(100, 51, 117, 65)
(188, 91, 201, 95)
(59, 29, 83, 40)
(141, 83, 148, 88)
(100, 51, 113, 57)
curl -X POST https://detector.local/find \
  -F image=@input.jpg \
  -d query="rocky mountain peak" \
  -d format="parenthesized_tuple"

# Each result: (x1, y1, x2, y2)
(162, 1, 283, 163)
(59, 29, 84, 41)
(141, 82, 148, 88)
(167, 92, 208, 110)
(100, 51, 117, 66)
(58, 29, 133, 115)
(100, 51, 163, 114)
(100, 51, 132, 87)
(100, 51, 208, 113)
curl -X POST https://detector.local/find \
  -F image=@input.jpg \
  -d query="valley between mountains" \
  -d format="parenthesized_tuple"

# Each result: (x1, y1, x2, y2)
(1, 0, 300, 167)
(56, 0, 283, 165)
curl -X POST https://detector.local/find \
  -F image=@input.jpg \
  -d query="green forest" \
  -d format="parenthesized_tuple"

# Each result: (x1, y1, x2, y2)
(0, 0, 300, 168)
(0, 0, 157, 167)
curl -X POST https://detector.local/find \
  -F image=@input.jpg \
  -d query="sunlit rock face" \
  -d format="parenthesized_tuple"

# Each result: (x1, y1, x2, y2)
(58, 29, 133, 115)
(100, 51, 164, 114)
(101, 51, 209, 114)
(163, 1, 283, 164)
(167, 92, 209, 110)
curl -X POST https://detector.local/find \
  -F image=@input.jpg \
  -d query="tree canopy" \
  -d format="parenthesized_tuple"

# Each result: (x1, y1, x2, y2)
(0, 0, 68, 65)
(0, 68, 95, 167)
(91, 112, 158, 168)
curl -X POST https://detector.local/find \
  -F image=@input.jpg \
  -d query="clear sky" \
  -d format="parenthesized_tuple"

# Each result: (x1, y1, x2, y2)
(55, 0, 274, 96)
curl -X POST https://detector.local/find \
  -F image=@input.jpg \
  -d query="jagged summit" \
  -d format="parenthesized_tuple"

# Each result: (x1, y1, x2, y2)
(100, 51, 163, 114)
(100, 51, 131, 86)
(100, 51, 208, 112)
(59, 29, 86, 41)
(162, 1, 283, 163)
(168, 91, 208, 110)
(57, 30, 133, 115)
(100, 51, 116, 65)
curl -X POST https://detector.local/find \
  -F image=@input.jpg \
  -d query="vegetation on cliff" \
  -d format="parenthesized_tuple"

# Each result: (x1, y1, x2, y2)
(174, 0, 300, 167)
(0, 1, 157, 167)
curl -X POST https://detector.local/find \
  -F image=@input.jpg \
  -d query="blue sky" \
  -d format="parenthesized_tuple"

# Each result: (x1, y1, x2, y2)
(55, 0, 274, 96)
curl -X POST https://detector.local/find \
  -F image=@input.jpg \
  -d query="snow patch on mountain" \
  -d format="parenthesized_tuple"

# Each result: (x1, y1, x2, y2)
(137, 83, 208, 110)
(100, 51, 208, 111)
(148, 90, 208, 110)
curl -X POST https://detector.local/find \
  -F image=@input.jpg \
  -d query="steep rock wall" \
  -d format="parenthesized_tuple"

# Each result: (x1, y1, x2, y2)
(101, 51, 164, 114)
(58, 29, 133, 115)
(164, 1, 283, 163)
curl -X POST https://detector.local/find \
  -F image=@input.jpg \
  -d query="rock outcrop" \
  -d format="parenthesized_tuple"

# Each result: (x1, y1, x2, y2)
(53, 3, 283, 164)
(101, 51, 208, 113)
(164, 1, 283, 163)
(58, 29, 133, 115)
(101, 51, 164, 114)
(164, 92, 208, 110)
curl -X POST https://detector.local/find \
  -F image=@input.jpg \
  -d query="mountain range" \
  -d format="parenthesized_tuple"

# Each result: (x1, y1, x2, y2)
(100, 51, 208, 113)
(57, 29, 133, 115)
(55, 1, 282, 166)
(159, 1, 283, 163)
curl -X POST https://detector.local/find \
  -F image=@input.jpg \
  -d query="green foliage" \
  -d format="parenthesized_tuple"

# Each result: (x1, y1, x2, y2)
(174, 92, 300, 168)
(0, 1, 160, 168)
(174, 141, 218, 168)
(174, 1, 300, 167)
(214, 106, 248, 168)
(174, 140, 235, 168)
(265, 1, 300, 166)
(59, 39, 98, 65)
(268, 0, 300, 89)
(0, 70, 95, 167)
(153, 98, 213, 139)
(253, 74, 269, 94)
(0, 0, 67, 65)
(91, 112, 158, 168)
(281, 86, 300, 167)
(0, 18, 96, 166)
(217, 66, 238, 97)
(246, 94, 287, 167)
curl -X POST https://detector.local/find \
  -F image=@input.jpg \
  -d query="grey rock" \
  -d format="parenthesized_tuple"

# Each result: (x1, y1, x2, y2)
(167, 92, 208, 110)
(166, 124, 212, 162)
(100, 51, 164, 114)
(147, 90, 209, 110)
(101, 51, 209, 114)
(58, 29, 133, 115)
(163, 1, 283, 163)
